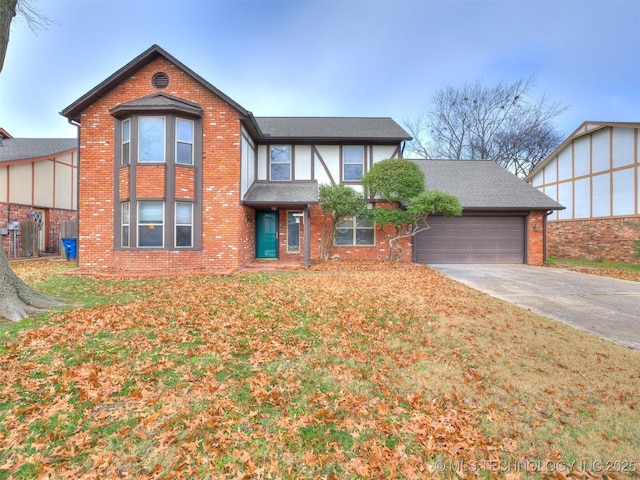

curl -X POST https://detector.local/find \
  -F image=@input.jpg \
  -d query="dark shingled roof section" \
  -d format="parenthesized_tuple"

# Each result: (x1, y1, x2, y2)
(243, 181, 319, 205)
(255, 117, 411, 141)
(414, 159, 564, 210)
(0, 138, 77, 163)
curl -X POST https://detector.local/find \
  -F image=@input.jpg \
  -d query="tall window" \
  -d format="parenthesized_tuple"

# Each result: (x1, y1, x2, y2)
(139, 117, 165, 162)
(175, 202, 193, 247)
(138, 201, 164, 247)
(343, 146, 364, 181)
(287, 211, 301, 253)
(121, 202, 130, 247)
(270, 145, 291, 181)
(121, 119, 130, 165)
(335, 215, 374, 246)
(176, 118, 194, 165)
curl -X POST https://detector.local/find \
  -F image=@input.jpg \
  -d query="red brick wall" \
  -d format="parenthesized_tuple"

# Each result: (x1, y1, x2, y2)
(136, 165, 166, 197)
(175, 166, 195, 199)
(548, 216, 640, 264)
(0, 203, 76, 257)
(77, 56, 247, 272)
(527, 211, 546, 265)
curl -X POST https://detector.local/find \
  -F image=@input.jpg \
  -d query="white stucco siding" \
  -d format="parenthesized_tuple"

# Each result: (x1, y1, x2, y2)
(34, 161, 54, 207)
(612, 170, 635, 216)
(54, 158, 74, 209)
(592, 173, 611, 217)
(9, 163, 33, 205)
(314, 145, 339, 185)
(592, 129, 611, 172)
(294, 145, 312, 180)
(0, 167, 7, 202)
(612, 128, 635, 168)
(557, 147, 573, 181)
(530, 171, 543, 188)
(545, 184, 558, 219)
(557, 182, 573, 220)
(240, 130, 255, 197)
(574, 178, 591, 218)
(545, 157, 557, 183)
(371, 145, 398, 164)
(573, 136, 590, 177)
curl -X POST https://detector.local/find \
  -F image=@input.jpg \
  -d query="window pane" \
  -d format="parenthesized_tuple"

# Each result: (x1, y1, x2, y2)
(139, 202, 163, 223)
(343, 164, 363, 181)
(176, 226, 192, 247)
(271, 163, 291, 181)
(138, 226, 163, 247)
(122, 226, 129, 247)
(271, 145, 290, 163)
(177, 119, 193, 142)
(177, 142, 193, 165)
(356, 215, 373, 228)
(337, 216, 354, 229)
(122, 203, 130, 224)
(335, 228, 354, 245)
(139, 117, 165, 162)
(356, 229, 374, 245)
(287, 212, 300, 253)
(344, 146, 363, 163)
(122, 119, 130, 143)
(176, 203, 192, 224)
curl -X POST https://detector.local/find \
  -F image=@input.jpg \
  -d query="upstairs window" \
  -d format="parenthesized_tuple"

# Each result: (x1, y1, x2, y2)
(270, 145, 291, 181)
(343, 145, 364, 182)
(121, 119, 130, 165)
(139, 117, 166, 162)
(176, 118, 194, 165)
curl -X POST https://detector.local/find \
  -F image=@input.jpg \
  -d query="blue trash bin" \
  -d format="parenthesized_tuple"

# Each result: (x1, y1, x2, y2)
(61, 238, 77, 260)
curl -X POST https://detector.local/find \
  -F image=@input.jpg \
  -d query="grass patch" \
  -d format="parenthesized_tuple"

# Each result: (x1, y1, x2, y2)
(0, 260, 639, 478)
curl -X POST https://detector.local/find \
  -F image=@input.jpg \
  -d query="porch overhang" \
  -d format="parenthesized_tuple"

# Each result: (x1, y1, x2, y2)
(242, 181, 319, 209)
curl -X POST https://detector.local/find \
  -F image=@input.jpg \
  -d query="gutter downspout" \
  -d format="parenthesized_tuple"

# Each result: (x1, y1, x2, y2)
(68, 118, 81, 267)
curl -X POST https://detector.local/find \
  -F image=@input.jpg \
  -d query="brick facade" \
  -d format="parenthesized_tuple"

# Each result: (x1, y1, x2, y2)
(548, 216, 640, 264)
(527, 211, 547, 265)
(0, 203, 76, 257)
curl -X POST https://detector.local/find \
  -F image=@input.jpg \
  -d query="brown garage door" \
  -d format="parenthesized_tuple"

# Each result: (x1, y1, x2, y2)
(414, 215, 524, 264)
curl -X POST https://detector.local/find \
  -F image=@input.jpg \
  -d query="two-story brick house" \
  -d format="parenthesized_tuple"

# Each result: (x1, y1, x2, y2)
(61, 45, 560, 273)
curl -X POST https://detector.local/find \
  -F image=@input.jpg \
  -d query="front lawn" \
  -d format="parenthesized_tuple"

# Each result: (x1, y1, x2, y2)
(1, 260, 639, 479)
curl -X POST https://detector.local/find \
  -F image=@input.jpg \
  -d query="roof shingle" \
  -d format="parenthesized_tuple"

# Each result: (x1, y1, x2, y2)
(0, 138, 77, 163)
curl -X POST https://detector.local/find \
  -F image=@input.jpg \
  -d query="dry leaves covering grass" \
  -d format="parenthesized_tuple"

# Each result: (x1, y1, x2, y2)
(1, 260, 639, 479)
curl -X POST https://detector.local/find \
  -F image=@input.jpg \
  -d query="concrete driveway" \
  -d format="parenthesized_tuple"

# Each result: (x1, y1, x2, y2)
(430, 264, 640, 351)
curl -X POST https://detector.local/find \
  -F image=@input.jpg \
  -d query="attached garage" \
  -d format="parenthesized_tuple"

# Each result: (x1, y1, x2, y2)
(414, 215, 525, 264)
(411, 160, 564, 265)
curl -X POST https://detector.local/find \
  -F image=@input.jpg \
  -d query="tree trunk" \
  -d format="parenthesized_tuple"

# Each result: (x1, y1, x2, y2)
(0, 0, 18, 74)
(0, 248, 64, 322)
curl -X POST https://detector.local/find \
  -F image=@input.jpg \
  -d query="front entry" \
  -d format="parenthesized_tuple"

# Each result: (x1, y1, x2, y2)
(256, 211, 278, 259)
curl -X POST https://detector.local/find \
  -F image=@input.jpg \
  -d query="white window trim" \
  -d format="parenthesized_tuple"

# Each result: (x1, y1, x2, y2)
(270, 145, 292, 181)
(137, 201, 165, 248)
(176, 118, 194, 166)
(175, 202, 194, 248)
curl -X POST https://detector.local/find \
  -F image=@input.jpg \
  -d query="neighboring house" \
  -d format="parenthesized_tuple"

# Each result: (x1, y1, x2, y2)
(527, 121, 640, 263)
(0, 129, 77, 258)
(60, 45, 560, 272)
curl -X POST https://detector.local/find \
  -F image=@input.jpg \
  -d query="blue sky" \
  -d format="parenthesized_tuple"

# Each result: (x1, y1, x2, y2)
(0, 0, 638, 139)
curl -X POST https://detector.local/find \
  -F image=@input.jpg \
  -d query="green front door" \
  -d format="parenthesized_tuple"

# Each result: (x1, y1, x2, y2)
(256, 211, 278, 259)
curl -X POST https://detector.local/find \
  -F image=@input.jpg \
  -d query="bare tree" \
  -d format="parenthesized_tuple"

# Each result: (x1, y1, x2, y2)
(405, 77, 568, 177)
(1, 0, 50, 73)
(0, 0, 63, 321)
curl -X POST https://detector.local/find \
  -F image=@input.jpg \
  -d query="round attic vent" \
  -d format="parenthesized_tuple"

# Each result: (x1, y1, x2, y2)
(152, 72, 169, 89)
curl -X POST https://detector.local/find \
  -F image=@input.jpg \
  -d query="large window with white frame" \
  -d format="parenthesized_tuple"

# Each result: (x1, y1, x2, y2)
(138, 201, 164, 247)
(335, 215, 374, 245)
(270, 145, 291, 181)
(343, 145, 364, 182)
(175, 202, 193, 247)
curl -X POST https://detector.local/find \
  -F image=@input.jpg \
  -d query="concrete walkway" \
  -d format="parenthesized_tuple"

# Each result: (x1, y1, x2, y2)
(430, 264, 640, 351)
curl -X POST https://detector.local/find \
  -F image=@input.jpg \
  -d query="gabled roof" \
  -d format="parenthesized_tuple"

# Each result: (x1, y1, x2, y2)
(0, 138, 77, 164)
(414, 159, 563, 211)
(255, 117, 411, 142)
(109, 92, 203, 118)
(526, 120, 640, 181)
(60, 44, 255, 124)
(242, 181, 319, 207)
